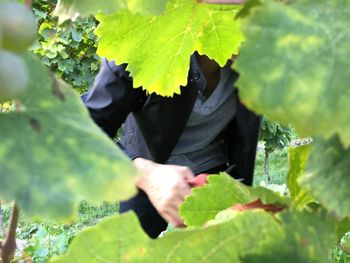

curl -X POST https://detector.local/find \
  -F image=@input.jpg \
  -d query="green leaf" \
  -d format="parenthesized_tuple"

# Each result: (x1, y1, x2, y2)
(53, 210, 337, 262)
(180, 173, 287, 226)
(0, 54, 137, 221)
(95, 0, 243, 96)
(235, 0, 350, 147)
(54, 0, 169, 22)
(51, 212, 150, 262)
(52, 211, 282, 262)
(301, 136, 350, 219)
(242, 211, 337, 263)
(180, 174, 251, 226)
(287, 145, 314, 209)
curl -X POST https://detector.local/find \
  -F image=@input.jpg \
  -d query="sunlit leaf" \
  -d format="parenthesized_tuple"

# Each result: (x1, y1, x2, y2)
(180, 173, 287, 226)
(96, 0, 243, 96)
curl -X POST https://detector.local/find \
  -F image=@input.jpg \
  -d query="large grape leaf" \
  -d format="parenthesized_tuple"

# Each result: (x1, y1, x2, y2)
(52, 211, 281, 262)
(235, 0, 350, 147)
(300, 136, 350, 219)
(180, 173, 287, 226)
(95, 0, 244, 96)
(54, 0, 169, 22)
(242, 211, 337, 263)
(53, 210, 337, 262)
(287, 145, 314, 209)
(0, 54, 137, 221)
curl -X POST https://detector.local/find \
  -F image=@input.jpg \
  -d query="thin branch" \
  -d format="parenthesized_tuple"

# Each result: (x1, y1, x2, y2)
(1, 204, 19, 263)
(339, 243, 350, 255)
(0, 201, 6, 238)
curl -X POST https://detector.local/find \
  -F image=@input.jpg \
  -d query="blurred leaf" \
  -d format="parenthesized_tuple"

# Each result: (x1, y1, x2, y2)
(301, 136, 350, 219)
(53, 210, 337, 262)
(54, 0, 170, 22)
(0, 54, 137, 221)
(52, 211, 281, 262)
(287, 145, 314, 209)
(51, 212, 150, 262)
(235, 0, 350, 147)
(242, 211, 337, 263)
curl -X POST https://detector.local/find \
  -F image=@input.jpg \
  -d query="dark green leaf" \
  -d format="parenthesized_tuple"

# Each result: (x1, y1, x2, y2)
(301, 136, 350, 219)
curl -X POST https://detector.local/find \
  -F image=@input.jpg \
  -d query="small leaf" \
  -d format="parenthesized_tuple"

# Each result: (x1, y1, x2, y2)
(287, 145, 314, 209)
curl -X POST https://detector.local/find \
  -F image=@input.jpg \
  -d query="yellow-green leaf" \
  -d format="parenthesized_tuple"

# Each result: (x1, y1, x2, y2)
(180, 173, 287, 226)
(96, 0, 243, 96)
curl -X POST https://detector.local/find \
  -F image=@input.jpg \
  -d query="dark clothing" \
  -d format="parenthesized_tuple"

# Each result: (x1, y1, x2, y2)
(82, 58, 261, 185)
(82, 57, 261, 237)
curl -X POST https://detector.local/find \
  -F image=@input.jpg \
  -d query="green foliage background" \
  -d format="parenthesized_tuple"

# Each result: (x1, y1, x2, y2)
(31, 0, 100, 93)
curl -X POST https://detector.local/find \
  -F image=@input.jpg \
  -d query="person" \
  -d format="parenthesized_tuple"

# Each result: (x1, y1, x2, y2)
(82, 50, 260, 238)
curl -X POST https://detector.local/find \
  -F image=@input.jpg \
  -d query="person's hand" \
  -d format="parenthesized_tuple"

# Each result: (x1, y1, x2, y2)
(198, 0, 246, 4)
(133, 158, 195, 227)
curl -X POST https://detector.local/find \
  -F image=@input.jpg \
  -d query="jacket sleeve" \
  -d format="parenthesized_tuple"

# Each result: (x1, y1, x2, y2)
(81, 59, 147, 138)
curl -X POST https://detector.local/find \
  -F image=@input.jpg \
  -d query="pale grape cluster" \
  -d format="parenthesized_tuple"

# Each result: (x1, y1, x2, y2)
(0, 1, 37, 103)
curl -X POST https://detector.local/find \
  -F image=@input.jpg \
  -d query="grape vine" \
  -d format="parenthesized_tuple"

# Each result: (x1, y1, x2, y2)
(0, 0, 349, 262)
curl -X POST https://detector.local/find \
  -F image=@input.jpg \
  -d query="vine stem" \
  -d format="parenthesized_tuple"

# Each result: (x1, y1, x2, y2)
(0, 201, 6, 238)
(339, 243, 350, 255)
(24, 0, 33, 8)
(1, 204, 19, 263)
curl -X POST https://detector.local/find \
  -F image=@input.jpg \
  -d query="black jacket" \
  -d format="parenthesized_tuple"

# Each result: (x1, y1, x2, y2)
(82, 58, 261, 185)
